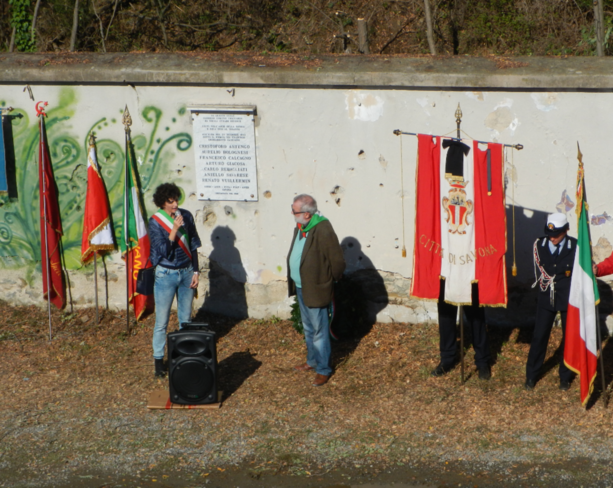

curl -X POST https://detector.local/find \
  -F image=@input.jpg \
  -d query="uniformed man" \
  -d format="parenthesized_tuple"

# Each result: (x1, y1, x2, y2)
(525, 212, 576, 391)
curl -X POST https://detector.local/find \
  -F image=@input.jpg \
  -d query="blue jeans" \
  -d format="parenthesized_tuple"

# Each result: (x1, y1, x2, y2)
(296, 287, 332, 376)
(152, 266, 195, 359)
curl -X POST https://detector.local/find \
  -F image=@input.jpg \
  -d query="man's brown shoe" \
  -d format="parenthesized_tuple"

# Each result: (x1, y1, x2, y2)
(294, 363, 314, 372)
(312, 374, 330, 387)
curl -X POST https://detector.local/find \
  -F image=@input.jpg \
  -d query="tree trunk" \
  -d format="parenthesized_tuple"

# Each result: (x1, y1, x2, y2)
(424, 0, 437, 55)
(595, 0, 605, 56)
(31, 0, 42, 45)
(70, 0, 80, 52)
(357, 18, 369, 54)
(9, 27, 16, 52)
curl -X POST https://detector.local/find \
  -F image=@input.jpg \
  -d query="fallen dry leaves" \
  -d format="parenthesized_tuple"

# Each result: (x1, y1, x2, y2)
(1, 301, 613, 485)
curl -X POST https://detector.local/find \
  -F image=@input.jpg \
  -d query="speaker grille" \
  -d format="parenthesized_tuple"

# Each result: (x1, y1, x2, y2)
(175, 339, 207, 356)
(171, 358, 215, 401)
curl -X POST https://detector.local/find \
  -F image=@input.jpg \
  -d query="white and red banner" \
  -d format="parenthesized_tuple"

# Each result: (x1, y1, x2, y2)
(410, 134, 507, 306)
(565, 159, 599, 406)
(81, 138, 114, 263)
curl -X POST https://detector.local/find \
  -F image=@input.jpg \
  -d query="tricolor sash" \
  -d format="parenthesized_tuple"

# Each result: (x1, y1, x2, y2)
(152, 209, 192, 260)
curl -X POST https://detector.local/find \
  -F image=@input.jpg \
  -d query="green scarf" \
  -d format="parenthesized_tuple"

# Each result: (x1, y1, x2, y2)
(298, 213, 328, 237)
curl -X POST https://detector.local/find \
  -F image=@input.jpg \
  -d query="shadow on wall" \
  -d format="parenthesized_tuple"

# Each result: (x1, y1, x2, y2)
(2, 113, 19, 199)
(330, 236, 388, 367)
(196, 226, 247, 335)
(485, 205, 551, 328)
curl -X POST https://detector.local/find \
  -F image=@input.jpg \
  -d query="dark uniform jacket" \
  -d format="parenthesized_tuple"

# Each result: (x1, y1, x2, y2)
(533, 236, 577, 311)
(287, 220, 345, 308)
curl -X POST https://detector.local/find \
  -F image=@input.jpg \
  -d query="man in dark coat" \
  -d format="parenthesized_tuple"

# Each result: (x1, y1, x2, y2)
(287, 194, 345, 387)
(526, 212, 577, 391)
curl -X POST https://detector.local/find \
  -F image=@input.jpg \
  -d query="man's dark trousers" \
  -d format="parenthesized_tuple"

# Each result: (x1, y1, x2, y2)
(526, 308, 573, 383)
(437, 281, 490, 368)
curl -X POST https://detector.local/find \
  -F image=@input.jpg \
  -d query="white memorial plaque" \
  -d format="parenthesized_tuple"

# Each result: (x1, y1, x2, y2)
(190, 106, 258, 201)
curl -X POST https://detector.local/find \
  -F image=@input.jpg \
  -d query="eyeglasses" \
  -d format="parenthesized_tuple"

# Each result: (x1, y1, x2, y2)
(166, 198, 178, 204)
(291, 208, 306, 215)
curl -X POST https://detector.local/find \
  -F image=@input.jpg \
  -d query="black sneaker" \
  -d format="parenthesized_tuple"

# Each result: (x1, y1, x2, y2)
(525, 378, 536, 391)
(431, 362, 454, 377)
(478, 365, 491, 381)
(559, 380, 571, 391)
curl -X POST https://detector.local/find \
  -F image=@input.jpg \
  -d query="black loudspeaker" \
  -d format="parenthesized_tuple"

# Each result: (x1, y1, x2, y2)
(167, 324, 217, 405)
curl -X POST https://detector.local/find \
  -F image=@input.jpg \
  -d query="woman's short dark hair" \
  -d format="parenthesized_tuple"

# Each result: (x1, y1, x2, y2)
(153, 183, 182, 208)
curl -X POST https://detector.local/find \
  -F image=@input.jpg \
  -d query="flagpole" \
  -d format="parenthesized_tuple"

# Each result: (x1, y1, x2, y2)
(454, 105, 466, 384)
(40, 114, 53, 342)
(460, 306, 465, 383)
(103, 254, 109, 310)
(595, 303, 608, 407)
(123, 106, 132, 334)
(94, 251, 99, 325)
(90, 131, 100, 326)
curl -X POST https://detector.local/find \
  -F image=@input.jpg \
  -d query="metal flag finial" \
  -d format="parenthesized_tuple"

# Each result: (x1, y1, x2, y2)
(89, 132, 96, 146)
(577, 141, 583, 166)
(455, 103, 462, 139)
(35, 101, 48, 118)
(123, 105, 132, 132)
(575, 141, 585, 219)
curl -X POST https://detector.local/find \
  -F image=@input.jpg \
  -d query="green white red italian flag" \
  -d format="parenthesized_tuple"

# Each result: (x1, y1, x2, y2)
(564, 159, 599, 406)
(119, 131, 154, 320)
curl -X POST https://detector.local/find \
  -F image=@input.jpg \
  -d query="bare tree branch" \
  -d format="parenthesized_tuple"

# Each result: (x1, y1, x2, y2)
(379, 21, 412, 54)
(105, 0, 121, 41)
(91, 0, 107, 52)
(156, 0, 171, 48)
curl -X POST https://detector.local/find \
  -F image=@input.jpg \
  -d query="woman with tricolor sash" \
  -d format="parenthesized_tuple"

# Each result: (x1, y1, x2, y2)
(149, 183, 202, 377)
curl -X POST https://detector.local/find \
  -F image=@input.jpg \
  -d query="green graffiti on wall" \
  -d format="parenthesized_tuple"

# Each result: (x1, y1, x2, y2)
(0, 88, 192, 272)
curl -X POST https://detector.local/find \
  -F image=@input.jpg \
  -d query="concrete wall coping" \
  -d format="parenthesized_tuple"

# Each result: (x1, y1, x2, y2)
(1, 53, 613, 91)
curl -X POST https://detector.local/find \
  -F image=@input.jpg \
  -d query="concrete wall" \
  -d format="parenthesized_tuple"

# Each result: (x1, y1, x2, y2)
(2, 53, 613, 326)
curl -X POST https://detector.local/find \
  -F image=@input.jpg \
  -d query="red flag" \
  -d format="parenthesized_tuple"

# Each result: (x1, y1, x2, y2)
(473, 142, 507, 305)
(81, 136, 114, 263)
(38, 116, 65, 309)
(410, 134, 507, 306)
(410, 135, 442, 300)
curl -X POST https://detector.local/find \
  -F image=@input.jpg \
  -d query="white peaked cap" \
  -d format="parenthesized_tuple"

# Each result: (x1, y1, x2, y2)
(547, 212, 568, 229)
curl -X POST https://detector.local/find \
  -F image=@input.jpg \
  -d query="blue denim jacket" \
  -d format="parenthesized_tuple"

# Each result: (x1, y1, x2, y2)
(148, 207, 201, 269)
